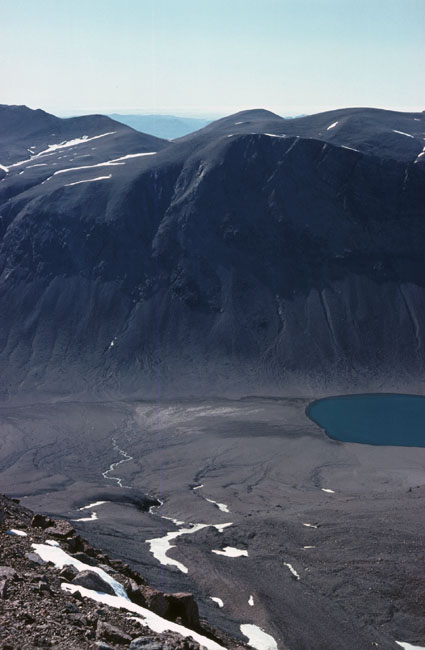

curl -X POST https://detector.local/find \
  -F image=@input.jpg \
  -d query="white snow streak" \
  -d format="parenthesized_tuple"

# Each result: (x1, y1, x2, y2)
(303, 523, 318, 528)
(211, 546, 248, 558)
(8, 132, 117, 169)
(64, 174, 112, 187)
(321, 488, 335, 494)
(210, 597, 224, 608)
(240, 624, 279, 650)
(327, 121, 339, 130)
(7, 529, 27, 537)
(248, 595, 254, 606)
(396, 643, 425, 650)
(72, 511, 98, 522)
(392, 130, 414, 138)
(79, 501, 108, 510)
(214, 522, 233, 533)
(0, 163, 9, 172)
(284, 562, 300, 579)
(147, 522, 234, 574)
(32, 543, 127, 598)
(205, 498, 230, 513)
(33, 541, 226, 650)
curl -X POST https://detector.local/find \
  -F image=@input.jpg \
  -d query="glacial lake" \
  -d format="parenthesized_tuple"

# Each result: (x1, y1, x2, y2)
(307, 394, 425, 447)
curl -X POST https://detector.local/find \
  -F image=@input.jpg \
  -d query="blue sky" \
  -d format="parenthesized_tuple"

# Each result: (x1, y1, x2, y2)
(1, 0, 424, 117)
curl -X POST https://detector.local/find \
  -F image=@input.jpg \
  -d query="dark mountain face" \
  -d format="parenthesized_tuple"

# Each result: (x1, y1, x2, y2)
(0, 104, 168, 166)
(0, 104, 424, 398)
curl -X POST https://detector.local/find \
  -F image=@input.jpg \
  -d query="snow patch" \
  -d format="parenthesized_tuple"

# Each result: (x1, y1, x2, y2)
(192, 484, 204, 490)
(205, 498, 230, 513)
(327, 121, 339, 130)
(111, 152, 157, 161)
(7, 529, 27, 537)
(72, 512, 98, 522)
(396, 643, 425, 650)
(8, 132, 117, 169)
(240, 624, 278, 650)
(0, 163, 9, 172)
(162, 515, 186, 527)
(46, 540, 60, 547)
(284, 562, 300, 579)
(211, 546, 248, 558)
(79, 501, 108, 510)
(392, 130, 414, 138)
(32, 543, 127, 598)
(146, 523, 210, 574)
(62, 582, 226, 650)
(65, 174, 112, 187)
(303, 545, 315, 549)
(321, 488, 335, 494)
(210, 597, 224, 608)
(248, 595, 254, 606)
(303, 523, 318, 528)
(213, 522, 233, 533)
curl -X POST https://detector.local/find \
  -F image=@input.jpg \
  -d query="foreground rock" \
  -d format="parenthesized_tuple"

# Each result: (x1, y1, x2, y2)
(0, 493, 246, 650)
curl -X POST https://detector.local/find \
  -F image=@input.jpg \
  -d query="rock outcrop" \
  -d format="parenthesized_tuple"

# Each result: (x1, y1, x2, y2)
(0, 493, 245, 650)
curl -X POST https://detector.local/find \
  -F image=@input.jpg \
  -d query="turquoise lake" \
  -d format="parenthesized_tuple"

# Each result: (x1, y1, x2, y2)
(307, 394, 425, 447)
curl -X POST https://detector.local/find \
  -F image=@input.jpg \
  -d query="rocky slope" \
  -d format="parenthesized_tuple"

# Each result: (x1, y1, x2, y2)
(0, 105, 424, 398)
(0, 493, 245, 650)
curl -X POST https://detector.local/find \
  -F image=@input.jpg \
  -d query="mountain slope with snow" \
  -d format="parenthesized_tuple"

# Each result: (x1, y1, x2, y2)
(0, 104, 424, 397)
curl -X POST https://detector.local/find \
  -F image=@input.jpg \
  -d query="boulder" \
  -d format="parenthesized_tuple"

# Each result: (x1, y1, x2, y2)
(165, 592, 200, 629)
(25, 552, 46, 567)
(96, 621, 132, 645)
(0, 578, 8, 599)
(44, 521, 75, 538)
(72, 551, 97, 566)
(143, 587, 199, 628)
(0, 566, 17, 580)
(130, 637, 163, 650)
(125, 578, 147, 606)
(59, 565, 79, 582)
(71, 570, 115, 596)
(31, 513, 54, 529)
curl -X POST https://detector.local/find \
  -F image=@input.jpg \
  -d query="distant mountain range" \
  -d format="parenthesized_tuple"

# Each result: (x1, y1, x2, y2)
(108, 114, 211, 140)
(0, 103, 424, 398)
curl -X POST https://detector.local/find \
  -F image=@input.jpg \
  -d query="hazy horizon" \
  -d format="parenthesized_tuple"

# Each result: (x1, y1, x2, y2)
(1, 0, 424, 117)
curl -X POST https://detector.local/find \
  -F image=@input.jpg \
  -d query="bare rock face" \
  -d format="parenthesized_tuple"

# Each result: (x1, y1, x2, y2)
(71, 570, 116, 596)
(165, 592, 200, 629)
(141, 587, 200, 629)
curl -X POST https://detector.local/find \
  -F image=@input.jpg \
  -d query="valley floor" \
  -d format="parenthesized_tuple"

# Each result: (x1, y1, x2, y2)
(1, 396, 425, 650)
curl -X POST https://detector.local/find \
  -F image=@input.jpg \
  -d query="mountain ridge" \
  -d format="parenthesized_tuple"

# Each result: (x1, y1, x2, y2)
(0, 104, 424, 398)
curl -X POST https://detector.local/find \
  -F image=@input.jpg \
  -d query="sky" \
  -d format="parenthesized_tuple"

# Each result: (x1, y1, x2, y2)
(0, 0, 424, 118)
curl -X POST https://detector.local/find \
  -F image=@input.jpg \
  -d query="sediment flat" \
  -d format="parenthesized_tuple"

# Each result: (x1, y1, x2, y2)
(1, 396, 425, 650)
